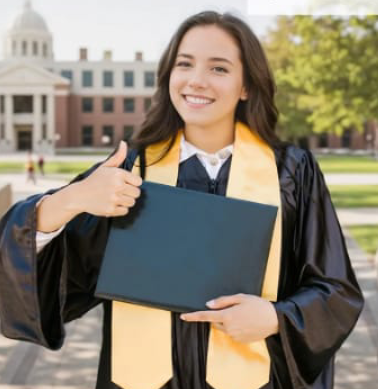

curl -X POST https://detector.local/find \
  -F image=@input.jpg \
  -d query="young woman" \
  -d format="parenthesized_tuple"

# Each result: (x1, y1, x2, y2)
(0, 11, 363, 389)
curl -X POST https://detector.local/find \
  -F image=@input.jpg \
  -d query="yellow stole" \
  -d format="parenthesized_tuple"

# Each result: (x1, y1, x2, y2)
(111, 121, 282, 389)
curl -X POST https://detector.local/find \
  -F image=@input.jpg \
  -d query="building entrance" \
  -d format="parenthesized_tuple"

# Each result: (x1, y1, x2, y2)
(16, 126, 33, 150)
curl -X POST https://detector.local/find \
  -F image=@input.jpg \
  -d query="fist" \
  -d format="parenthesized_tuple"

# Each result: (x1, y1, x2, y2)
(78, 141, 143, 217)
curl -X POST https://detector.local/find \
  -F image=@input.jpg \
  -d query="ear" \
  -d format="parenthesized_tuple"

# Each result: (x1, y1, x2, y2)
(240, 86, 248, 101)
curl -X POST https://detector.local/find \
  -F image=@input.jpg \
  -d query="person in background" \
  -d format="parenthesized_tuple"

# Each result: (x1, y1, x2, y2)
(25, 150, 36, 184)
(38, 155, 45, 176)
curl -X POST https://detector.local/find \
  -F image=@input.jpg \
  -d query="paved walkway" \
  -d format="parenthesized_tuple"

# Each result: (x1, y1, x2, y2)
(0, 172, 377, 388)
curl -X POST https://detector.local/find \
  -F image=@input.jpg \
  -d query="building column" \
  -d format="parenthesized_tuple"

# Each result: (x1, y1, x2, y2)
(32, 93, 42, 152)
(4, 94, 14, 151)
(46, 93, 55, 154)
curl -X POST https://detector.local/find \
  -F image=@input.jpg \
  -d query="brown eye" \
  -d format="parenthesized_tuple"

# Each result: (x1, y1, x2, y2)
(213, 66, 228, 73)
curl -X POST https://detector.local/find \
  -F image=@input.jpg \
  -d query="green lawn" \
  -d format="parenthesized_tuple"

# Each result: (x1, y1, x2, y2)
(328, 185, 378, 208)
(316, 155, 378, 173)
(348, 225, 378, 255)
(0, 161, 94, 175)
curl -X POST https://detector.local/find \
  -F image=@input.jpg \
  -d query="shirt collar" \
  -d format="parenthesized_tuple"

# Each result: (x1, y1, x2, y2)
(180, 133, 234, 163)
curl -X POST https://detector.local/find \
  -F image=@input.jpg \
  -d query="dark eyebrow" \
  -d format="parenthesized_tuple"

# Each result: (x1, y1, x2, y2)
(176, 53, 234, 66)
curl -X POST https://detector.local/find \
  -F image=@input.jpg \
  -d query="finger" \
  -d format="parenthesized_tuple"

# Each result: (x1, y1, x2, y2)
(206, 294, 245, 309)
(117, 195, 136, 208)
(120, 183, 142, 199)
(102, 141, 128, 168)
(123, 170, 143, 187)
(180, 310, 223, 323)
(111, 205, 130, 217)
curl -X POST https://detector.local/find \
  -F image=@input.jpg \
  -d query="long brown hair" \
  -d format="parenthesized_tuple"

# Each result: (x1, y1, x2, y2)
(130, 11, 281, 163)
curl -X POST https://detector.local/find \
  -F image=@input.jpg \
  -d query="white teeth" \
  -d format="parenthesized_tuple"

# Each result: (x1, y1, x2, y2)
(185, 95, 213, 105)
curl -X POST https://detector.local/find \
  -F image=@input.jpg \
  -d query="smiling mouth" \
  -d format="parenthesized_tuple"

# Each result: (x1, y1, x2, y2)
(182, 94, 215, 105)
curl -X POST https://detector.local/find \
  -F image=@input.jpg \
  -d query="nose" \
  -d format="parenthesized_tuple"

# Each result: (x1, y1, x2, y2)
(188, 69, 208, 89)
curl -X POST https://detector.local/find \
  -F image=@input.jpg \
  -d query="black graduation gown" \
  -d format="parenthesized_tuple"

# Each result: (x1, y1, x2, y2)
(0, 144, 364, 389)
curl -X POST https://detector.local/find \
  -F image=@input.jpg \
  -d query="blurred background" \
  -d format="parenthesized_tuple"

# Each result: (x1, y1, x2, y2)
(0, 1, 377, 388)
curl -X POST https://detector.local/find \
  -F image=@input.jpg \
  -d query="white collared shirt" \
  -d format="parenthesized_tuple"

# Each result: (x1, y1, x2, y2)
(36, 136, 234, 253)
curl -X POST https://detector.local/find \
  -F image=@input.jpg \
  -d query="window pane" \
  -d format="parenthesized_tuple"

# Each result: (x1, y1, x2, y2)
(82, 97, 93, 113)
(103, 71, 114, 87)
(22, 41, 27, 56)
(102, 126, 114, 145)
(43, 43, 48, 57)
(33, 41, 38, 55)
(0, 96, 4, 114)
(103, 98, 114, 113)
(144, 98, 152, 112)
(42, 95, 47, 114)
(123, 125, 134, 141)
(144, 71, 155, 87)
(82, 70, 93, 87)
(82, 126, 93, 146)
(123, 98, 135, 113)
(13, 96, 33, 113)
(124, 71, 134, 87)
(61, 70, 73, 81)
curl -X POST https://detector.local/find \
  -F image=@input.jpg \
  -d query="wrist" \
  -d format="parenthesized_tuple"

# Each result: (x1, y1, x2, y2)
(62, 181, 87, 216)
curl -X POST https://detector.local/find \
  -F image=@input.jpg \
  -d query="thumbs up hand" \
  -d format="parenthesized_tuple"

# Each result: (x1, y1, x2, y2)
(76, 141, 143, 217)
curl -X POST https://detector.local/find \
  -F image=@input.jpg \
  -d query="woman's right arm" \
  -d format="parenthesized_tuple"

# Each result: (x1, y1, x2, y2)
(37, 141, 142, 233)
(0, 141, 142, 349)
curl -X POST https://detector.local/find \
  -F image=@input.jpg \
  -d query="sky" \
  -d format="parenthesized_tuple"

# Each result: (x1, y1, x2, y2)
(0, 0, 277, 62)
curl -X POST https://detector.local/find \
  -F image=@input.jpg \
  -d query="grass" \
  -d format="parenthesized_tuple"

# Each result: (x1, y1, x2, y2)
(0, 161, 94, 175)
(348, 225, 378, 255)
(316, 155, 378, 173)
(328, 185, 378, 208)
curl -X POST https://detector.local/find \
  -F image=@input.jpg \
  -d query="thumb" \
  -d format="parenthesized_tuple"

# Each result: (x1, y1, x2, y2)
(102, 141, 127, 168)
(206, 294, 245, 309)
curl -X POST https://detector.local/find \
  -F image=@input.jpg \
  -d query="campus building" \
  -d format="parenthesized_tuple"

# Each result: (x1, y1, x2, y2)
(0, 1, 156, 154)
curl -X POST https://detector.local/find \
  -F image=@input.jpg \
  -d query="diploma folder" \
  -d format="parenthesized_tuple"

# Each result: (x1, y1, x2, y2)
(95, 181, 278, 313)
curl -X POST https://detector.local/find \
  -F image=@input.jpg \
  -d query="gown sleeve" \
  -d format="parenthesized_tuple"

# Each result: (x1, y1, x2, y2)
(0, 152, 136, 350)
(271, 150, 364, 388)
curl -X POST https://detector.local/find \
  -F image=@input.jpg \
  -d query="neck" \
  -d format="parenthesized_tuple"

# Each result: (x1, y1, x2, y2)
(184, 119, 235, 154)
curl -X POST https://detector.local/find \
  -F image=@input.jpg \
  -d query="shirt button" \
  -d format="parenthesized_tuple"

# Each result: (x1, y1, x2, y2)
(209, 157, 218, 166)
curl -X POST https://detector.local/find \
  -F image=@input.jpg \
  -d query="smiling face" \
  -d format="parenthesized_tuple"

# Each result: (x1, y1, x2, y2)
(169, 25, 248, 132)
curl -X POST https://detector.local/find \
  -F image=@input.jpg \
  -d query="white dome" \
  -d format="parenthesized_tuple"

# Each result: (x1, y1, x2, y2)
(11, 1, 49, 32)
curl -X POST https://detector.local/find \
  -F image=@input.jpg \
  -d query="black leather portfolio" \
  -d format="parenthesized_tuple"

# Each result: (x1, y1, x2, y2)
(95, 181, 278, 312)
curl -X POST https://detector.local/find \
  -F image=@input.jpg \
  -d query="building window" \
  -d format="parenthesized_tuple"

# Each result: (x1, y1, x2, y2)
(43, 43, 48, 57)
(82, 70, 93, 87)
(82, 97, 94, 113)
(124, 71, 134, 87)
(102, 125, 114, 146)
(144, 71, 155, 87)
(13, 96, 33, 113)
(12, 40, 17, 55)
(123, 98, 135, 113)
(33, 41, 38, 55)
(42, 95, 47, 114)
(82, 126, 93, 146)
(61, 70, 73, 81)
(0, 124, 5, 140)
(42, 124, 47, 140)
(103, 71, 114, 87)
(144, 98, 152, 113)
(0, 96, 4, 113)
(103, 97, 114, 113)
(22, 41, 27, 56)
(123, 125, 134, 142)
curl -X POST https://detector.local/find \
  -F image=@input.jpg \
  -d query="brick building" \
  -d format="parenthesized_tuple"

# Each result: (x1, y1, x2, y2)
(0, 1, 156, 154)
